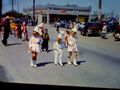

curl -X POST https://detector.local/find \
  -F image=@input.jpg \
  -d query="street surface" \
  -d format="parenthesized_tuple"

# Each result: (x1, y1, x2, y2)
(0, 24, 120, 89)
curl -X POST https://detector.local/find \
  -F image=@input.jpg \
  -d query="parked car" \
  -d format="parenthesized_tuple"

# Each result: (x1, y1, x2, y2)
(82, 22, 102, 36)
(60, 20, 69, 28)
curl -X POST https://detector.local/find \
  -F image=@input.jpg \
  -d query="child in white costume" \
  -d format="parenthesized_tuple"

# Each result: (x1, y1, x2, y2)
(53, 37, 64, 66)
(29, 28, 43, 68)
(67, 31, 78, 66)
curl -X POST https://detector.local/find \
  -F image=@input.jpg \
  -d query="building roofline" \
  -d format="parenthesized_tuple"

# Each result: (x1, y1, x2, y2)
(23, 4, 91, 12)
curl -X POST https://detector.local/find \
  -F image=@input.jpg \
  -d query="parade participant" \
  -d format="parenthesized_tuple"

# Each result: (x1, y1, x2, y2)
(57, 30, 64, 39)
(64, 29, 70, 47)
(21, 22, 29, 41)
(15, 21, 22, 39)
(15, 23, 19, 38)
(68, 20, 74, 31)
(67, 30, 78, 66)
(29, 28, 43, 68)
(1, 16, 10, 46)
(38, 23, 44, 36)
(41, 28, 50, 52)
(53, 37, 64, 66)
(34, 23, 44, 36)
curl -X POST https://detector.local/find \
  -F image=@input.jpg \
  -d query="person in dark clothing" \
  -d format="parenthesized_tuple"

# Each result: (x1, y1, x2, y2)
(17, 22, 22, 39)
(1, 16, 10, 46)
(15, 21, 22, 39)
(41, 28, 50, 52)
(56, 21, 60, 33)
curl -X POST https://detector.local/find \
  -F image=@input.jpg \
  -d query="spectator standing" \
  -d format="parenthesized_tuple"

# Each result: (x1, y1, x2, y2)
(1, 16, 10, 46)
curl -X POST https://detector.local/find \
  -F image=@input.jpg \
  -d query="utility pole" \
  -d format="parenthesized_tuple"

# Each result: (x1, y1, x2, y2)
(17, 0, 19, 13)
(0, 0, 2, 19)
(33, 0, 35, 21)
(12, 0, 14, 12)
(98, 0, 102, 20)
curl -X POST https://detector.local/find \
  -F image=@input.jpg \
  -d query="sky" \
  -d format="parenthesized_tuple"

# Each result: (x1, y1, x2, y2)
(2, 0, 120, 15)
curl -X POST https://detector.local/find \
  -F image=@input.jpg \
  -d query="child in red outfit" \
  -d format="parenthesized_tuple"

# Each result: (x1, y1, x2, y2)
(21, 22, 29, 41)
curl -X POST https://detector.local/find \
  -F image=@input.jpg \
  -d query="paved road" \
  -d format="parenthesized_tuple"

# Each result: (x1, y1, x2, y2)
(0, 25, 120, 89)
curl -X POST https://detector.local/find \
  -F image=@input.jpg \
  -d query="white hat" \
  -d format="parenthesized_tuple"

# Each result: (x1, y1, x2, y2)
(72, 27, 77, 32)
(38, 23, 44, 27)
(23, 22, 26, 25)
(5, 16, 10, 19)
(60, 31, 64, 35)
(33, 26, 39, 33)
(57, 34, 62, 39)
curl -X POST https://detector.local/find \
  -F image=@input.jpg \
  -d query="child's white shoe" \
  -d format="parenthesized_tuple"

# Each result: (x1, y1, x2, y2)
(33, 61, 37, 68)
(30, 60, 34, 67)
(67, 61, 72, 65)
(33, 64, 37, 68)
(59, 63, 63, 66)
(73, 60, 78, 66)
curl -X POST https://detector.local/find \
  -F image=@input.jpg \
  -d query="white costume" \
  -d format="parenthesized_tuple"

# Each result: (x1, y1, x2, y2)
(67, 35, 78, 52)
(34, 23, 44, 36)
(29, 36, 43, 53)
(57, 31, 64, 39)
(53, 41, 64, 66)
(29, 36, 43, 67)
(29, 26, 43, 67)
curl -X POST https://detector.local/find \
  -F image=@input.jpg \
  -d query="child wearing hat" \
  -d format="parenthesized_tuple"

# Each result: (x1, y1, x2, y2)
(67, 31, 78, 66)
(64, 29, 70, 47)
(29, 28, 43, 68)
(53, 37, 64, 66)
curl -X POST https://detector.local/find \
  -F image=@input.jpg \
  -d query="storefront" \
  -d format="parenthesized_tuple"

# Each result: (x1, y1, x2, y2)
(24, 4, 91, 24)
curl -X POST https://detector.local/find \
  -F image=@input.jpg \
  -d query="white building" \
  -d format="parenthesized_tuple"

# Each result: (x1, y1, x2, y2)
(23, 4, 91, 24)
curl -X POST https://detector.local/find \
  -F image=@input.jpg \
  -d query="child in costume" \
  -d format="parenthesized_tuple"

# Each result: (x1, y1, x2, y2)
(53, 37, 64, 66)
(29, 28, 43, 68)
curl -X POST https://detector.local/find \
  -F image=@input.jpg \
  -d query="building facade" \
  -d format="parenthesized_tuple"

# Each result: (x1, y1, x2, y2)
(24, 4, 91, 24)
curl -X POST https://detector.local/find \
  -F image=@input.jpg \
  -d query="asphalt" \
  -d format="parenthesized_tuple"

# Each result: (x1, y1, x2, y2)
(0, 24, 120, 89)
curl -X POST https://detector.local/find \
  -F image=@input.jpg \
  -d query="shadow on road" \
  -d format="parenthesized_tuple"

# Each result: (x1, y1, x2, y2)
(63, 60, 86, 65)
(85, 34, 100, 37)
(7, 43, 22, 46)
(47, 49, 53, 52)
(41, 49, 53, 53)
(77, 61, 86, 65)
(37, 62, 53, 67)
(0, 65, 13, 82)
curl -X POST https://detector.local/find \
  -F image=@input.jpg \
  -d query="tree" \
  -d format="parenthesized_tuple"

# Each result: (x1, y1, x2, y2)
(3, 11, 26, 18)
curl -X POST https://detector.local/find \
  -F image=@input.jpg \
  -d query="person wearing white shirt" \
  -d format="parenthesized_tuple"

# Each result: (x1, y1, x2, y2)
(101, 23, 107, 39)
(53, 37, 64, 66)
